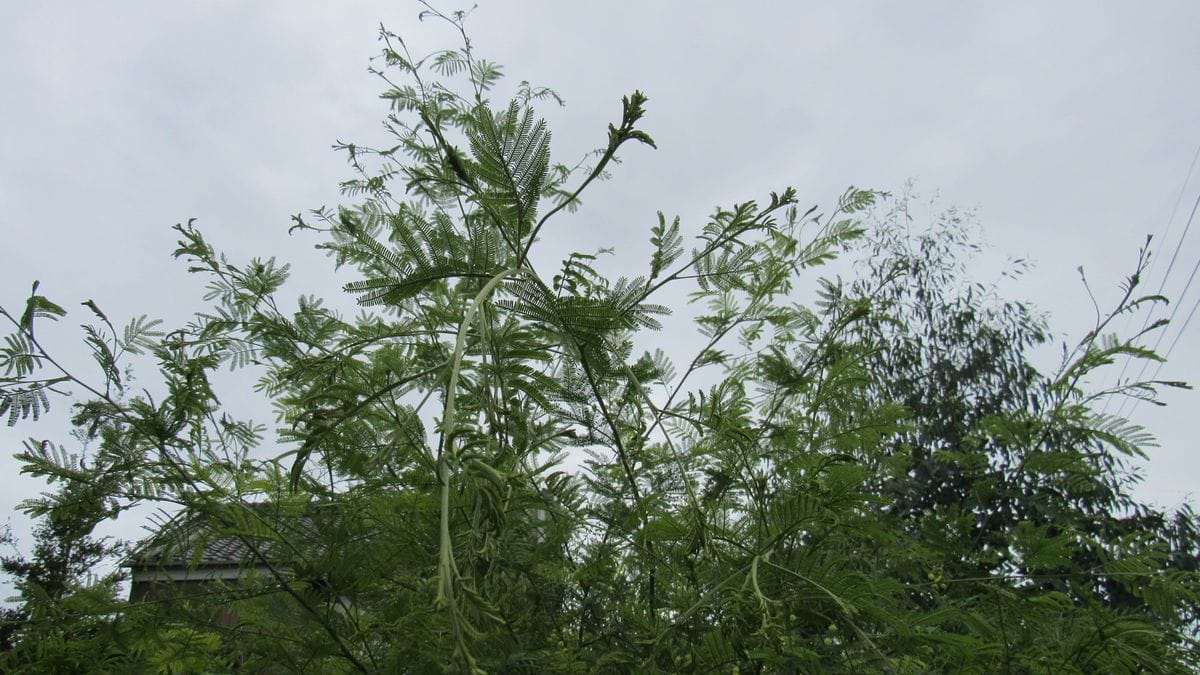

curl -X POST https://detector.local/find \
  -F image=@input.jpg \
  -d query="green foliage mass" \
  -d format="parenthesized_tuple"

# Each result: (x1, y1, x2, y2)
(1, 7, 1197, 673)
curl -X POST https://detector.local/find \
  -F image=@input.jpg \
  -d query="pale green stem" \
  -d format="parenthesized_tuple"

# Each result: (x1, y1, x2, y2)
(436, 267, 524, 662)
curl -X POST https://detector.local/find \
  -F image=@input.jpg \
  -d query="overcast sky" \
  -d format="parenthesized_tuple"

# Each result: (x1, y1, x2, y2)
(2, 2, 1198, 557)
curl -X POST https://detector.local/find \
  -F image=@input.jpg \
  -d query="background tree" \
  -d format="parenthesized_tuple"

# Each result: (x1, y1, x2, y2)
(1, 7, 1197, 673)
(837, 195, 1200, 670)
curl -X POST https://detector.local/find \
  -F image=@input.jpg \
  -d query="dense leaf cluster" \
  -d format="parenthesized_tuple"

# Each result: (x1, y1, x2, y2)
(1, 8, 1197, 673)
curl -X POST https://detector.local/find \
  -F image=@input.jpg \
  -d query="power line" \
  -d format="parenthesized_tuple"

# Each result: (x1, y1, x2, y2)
(1154, 180, 1200, 298)
(1106, 145, 1200, 414)
(1118, 191, 1200, 417)
(1128, 265, 1200, 416)
(1160, 291, 1200, 365)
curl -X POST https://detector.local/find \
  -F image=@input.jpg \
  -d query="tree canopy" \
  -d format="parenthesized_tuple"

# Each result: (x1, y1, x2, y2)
(2, 8, 1197, 673)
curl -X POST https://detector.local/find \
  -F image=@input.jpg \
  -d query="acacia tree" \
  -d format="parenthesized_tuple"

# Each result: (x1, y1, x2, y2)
(2, 8, 1197, 673)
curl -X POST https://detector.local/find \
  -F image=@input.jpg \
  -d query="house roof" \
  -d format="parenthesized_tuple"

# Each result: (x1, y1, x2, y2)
(125, 502, 317, 570)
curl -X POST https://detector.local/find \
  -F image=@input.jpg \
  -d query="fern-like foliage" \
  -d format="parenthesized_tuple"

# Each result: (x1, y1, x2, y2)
(466, 100, 551, 245)
(338, 206, 506, 307)
(648, 212, 683, 281)
(0, 386, 51, 426)
(2, 10, 1196, 675)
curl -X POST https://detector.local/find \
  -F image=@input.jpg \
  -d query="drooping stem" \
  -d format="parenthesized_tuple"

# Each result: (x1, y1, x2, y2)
(436, 267, 524, 666)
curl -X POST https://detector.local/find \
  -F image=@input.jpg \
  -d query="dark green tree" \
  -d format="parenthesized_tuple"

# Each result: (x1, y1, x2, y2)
(840, 195, 1200, 670)
(0, 441, 145, 671)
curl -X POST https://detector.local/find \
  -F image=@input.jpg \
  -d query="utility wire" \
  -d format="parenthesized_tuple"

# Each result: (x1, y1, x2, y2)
(1128, 267, 1200, 415)
(1153, 182, 1200, 299)
(1106, 145, 1200, 414)
(1159, 291, 1200, 365)
(1117, 190, 1200, 417)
